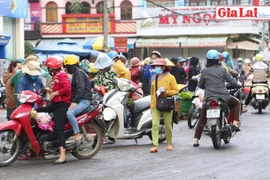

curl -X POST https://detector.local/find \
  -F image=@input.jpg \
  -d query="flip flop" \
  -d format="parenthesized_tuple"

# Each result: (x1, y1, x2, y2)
(103, 139, 115, 145)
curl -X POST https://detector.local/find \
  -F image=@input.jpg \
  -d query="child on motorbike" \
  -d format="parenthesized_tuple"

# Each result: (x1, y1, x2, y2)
(193, 50, 242, 147)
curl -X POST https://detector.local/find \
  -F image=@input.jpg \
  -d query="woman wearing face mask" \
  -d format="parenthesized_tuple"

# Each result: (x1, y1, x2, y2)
(149, 59, 178, 153)
(4, 60, 22, 120)
(35, 56, 72, 164)
(16, 61, 46, 105)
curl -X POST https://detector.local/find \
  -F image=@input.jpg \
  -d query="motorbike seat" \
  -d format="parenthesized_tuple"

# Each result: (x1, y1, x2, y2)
(75, 101, 99, 117)
(128, 96, 151, 114)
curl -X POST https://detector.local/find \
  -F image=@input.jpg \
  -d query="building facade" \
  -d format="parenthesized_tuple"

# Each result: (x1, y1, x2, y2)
(135, 0, 262, 61)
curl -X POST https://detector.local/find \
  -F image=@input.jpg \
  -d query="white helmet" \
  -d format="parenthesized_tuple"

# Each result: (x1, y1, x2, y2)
(244, 59, 251, 64)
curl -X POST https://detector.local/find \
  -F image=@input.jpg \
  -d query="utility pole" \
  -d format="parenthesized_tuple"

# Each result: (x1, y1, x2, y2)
(103, 0, 108, 53)
(262, 20, 265, 52)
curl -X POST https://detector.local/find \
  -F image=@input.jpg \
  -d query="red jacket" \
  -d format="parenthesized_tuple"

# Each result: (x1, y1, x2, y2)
(51, 71, 71, 104)
(129, 67, 140, 84)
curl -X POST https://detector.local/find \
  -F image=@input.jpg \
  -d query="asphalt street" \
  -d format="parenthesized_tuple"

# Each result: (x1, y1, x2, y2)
(0, 106, 270, 180)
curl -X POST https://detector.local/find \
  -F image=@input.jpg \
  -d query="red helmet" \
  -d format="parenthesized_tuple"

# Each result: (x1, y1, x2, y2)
(45, 56, 63, 69)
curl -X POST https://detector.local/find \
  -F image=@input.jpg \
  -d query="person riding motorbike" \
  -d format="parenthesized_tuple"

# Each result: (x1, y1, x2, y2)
(220, 53, 239, 78)
(108, 51, 131, 80)
(36, 56, 72, 164)
(193, 50, 242, 147)
(244, 54, 269, 106)
(222, 51, 234, 69)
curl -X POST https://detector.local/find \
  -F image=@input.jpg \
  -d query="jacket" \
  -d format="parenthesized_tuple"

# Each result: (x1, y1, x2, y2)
(71, 69, 92, 103)
(113, 60, 131, 80)
(170, 65, 187, 84)
(16, 74, 46, 100)
(247, 61, 269, 82)
(199, 65, 240, 102)
(150, 73, 178, 109)
(144, 64, 156, 86)
(139, 65, 150, 95)
(51, 71, 71, 104)
(129, 67, 140, 84)
(95, 66, 117, 91)
(4, 72, 15, 109)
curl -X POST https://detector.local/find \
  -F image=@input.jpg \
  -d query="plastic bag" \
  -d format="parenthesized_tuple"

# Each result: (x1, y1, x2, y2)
(94, 53, 112, 69)
(35, 113, 54, 132)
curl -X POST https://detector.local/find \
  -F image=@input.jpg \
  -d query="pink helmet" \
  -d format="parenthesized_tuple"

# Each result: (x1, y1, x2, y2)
(131, 57, 140, 67)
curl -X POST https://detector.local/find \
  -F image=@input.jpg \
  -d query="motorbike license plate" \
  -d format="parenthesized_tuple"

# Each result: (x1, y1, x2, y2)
(256, 94, 265, 100)
(206, 109, 220, 118)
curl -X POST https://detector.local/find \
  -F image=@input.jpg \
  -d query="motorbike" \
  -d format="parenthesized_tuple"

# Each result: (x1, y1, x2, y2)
(102, 77, 166, 144)
(204, 86, 242, 149)
(0, 80, 6, 108)
(248, 82, 269, 114)
(0, 90, 104, 167)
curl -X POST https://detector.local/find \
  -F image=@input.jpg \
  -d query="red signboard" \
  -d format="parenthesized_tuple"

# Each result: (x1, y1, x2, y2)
(114, 37, 128, 52)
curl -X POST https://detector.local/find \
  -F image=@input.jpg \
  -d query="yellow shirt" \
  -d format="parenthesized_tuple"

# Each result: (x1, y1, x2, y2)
(113, 60, 131, 80)
(150, 73, 178, 109)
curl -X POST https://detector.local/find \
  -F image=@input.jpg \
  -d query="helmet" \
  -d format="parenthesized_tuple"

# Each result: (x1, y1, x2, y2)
(79, 59, 90, 73)
(89, 63, 98, 73)
(107, 51, 118, 60)
(244, 59, 251, 64)
(150, 51, 161, 58)
(222, 51, 230, 60)
(45, 56, 63, 69)
(206, 50, 220, 60)
(255, 54, 264, 61)
(63, 55, 79, 66)
(237, 57, 243, 62)
(94, 53, 113, 69)
(131, 57, 140, 66)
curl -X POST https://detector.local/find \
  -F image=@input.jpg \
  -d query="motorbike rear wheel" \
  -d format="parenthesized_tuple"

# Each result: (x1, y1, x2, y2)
(258, 102, 262, 114)
(211, 122, 222, 149)
(187, 104, 199, 129)
(148, 123, 166, 143)
(71, 122, 103, 159)
(0, 131, 22, 167)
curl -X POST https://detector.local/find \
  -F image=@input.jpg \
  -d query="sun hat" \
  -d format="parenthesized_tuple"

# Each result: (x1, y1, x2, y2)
(164, 58, 175, 66)
(150, 58, 167, 67)
(150, 51, 161, 58)
(178, 57, 187, 63)
(22, 61, 42, 76)
(131, 57, 140, 67)
(170, 57, 178, 63)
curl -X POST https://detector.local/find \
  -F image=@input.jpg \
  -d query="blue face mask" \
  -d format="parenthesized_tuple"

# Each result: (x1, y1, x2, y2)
(155, 67, 163, 75)
(31, 76, 38, 80)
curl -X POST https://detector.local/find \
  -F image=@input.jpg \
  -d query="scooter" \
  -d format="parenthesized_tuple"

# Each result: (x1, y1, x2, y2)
(0, 90, 104, 167)
(102, 78, 166, 144)
(249, 82, 269, 114)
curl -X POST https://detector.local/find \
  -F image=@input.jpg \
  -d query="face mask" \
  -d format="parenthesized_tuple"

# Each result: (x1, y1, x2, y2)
(48, 68, 54, 75)
(66, 66, 77, 74)
(155, 67, 163, 75)
(31, 76, 38, 80)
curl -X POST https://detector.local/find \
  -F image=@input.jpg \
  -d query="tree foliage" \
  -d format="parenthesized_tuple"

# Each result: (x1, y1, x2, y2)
(69, 0, 84, 14)
(25, 41, 34, 57)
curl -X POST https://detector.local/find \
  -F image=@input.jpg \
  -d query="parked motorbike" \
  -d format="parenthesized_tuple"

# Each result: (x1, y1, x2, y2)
(248, 83, 269, 114)
(204, 86, 242, 149)
(102, 77, 166, 144)
(0, 80, 6, 108)
(0, 90, 104, 167)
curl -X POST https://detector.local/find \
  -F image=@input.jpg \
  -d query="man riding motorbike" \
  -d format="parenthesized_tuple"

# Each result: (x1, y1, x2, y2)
(244, 54, 269, 106)
(193, 50, 242, 147)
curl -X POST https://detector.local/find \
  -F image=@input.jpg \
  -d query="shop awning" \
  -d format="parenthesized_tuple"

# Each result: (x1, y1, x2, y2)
(226, 40, 259, 51)
(243, 35, 261, 43)
(128, 38, 138, 49)
(181, 36, 228, 48)
(37, 38, 86, 48)
(136, 36, 187, 48)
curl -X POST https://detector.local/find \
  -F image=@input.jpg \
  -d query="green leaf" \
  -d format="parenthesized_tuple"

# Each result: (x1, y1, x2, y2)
(69, 0, 84, 14)
(178, 91, 194, 100)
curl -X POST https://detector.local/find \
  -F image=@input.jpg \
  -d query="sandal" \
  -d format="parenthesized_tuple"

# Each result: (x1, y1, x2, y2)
(103, 139, 115, 145)
(18, 154, 27, 160)
(167, 145, 173, 151)
(149, 146, 158, 153)
(75, 138, 83, 148)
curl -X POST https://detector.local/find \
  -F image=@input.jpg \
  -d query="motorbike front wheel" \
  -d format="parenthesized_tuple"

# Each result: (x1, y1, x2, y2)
(187, 104, 199, 129)
(148, 124, 166, 143)
(211, 122, 222, 149)
(0, 130, 22, 167)
(71, 122, 103, 159)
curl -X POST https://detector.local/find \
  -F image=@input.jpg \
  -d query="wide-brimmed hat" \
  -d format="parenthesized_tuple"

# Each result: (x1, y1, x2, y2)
(131, 57, 140, 66)
(178, 57, 187, 63)
(150, 59, 167, 67)
(22, 61, 42, 76)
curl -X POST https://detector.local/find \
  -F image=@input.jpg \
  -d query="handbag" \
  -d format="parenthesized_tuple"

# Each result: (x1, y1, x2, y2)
(155, 75, 175, 112)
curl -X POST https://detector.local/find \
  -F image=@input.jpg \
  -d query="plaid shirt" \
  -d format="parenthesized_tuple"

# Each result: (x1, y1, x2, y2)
(95, 67, 117, 91)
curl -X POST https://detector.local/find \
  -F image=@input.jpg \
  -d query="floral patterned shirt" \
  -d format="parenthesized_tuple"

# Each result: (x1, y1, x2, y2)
(95, 67, 117, 91)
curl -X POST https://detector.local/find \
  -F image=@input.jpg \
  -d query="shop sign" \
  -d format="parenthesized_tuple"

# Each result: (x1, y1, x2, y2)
(62, 14, 115, 34)
(0, 0, 28, 18)
(114, 37, 128, 52)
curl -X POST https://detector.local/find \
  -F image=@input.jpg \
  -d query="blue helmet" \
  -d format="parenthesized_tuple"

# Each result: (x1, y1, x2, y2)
(107, 51, 118, 60)
(206, 50, 220, 60)
(222, 51, 230, 60)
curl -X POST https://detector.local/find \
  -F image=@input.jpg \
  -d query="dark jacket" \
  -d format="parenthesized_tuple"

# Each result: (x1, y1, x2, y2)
(139, 65, 150, 95)
(188, 57, 200, 91)
(170, 65, 187, 84)
(71, 69, 92, 103)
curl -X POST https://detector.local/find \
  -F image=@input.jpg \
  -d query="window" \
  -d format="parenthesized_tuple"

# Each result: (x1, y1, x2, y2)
(188, 0, 207, 6)
(146, 0, 174, 7)
(65, 2, 71, 14)
(210, 0, 228, 5)
(46, 2, 58, 22)
(82, 2, 91, 14)
(121, 1, 132, 20)
(96, 1, 113, 14)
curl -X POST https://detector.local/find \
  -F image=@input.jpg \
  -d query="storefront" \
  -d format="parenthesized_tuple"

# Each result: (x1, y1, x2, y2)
(0, 0, 28, 59)
(136, 5, 261, 60)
